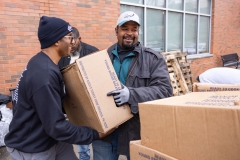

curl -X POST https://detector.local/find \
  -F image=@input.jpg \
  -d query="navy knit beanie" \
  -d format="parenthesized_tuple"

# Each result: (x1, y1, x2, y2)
(38, 16, 73, 49)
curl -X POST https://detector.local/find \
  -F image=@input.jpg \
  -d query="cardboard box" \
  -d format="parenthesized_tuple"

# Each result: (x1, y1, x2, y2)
(193, 82, 240, 92)
(61, 49, 133, 133)
(139, 91, 240, 160)
(130, 140, 178, 160)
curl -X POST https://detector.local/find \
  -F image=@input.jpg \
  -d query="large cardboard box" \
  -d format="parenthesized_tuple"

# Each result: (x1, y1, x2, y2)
(193, 82, 240, 92)
(139, 91, 240, 160)
(61, 49, 133, 133)
(130, 140, 178, 160)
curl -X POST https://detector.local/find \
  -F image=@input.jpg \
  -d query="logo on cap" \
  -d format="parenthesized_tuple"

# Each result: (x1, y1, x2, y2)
(68, 25, 72, 31)
(124, 13, 135, 19)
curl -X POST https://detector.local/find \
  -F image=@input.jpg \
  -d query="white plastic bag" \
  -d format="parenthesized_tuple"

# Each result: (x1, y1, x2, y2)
(0, 104, 13, 147)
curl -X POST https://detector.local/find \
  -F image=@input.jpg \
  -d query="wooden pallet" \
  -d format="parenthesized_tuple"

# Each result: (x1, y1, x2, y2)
(174, 51, 193, 91)
(161, 51, 193, 96)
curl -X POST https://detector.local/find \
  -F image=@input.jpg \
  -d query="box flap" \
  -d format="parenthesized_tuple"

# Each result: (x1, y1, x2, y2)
(141, 91, 240, 109)
(193, 83, 240, 92)
(130, 140, 178, 160)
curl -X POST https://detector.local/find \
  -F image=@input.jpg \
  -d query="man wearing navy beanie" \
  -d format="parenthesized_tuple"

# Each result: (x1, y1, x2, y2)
(5, 16, 104, 160)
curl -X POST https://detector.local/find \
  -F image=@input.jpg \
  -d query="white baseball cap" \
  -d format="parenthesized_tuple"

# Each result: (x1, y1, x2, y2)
(116, 11, 140, 26)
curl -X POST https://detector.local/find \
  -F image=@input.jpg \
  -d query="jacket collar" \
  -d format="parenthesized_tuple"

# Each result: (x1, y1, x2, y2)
(108, 42, 141, 55)
(112, 45, 135, 58)
(132, 42, 141, 54)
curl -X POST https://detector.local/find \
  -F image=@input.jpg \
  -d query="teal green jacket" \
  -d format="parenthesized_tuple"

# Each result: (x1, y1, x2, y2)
(111, 45, 135, 84)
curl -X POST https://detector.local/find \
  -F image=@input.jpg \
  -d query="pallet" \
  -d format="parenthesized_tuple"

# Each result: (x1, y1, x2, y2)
(161, 51, 193, 96)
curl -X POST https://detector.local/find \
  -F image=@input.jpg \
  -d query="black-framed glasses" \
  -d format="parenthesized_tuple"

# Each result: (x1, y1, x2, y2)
(64, 36, 74, 43)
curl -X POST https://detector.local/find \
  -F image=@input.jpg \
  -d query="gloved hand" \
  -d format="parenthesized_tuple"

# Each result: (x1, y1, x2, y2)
(107, 84, 130, 107)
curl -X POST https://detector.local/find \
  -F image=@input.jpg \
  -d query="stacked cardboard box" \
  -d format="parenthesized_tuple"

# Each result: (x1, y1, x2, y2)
(130, 140, 177, 160)
(193, 82, 240, 92)
(133, 91, 240, 160)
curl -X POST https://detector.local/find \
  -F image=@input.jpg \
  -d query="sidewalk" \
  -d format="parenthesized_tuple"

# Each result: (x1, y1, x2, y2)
(0, 147, 11, 160)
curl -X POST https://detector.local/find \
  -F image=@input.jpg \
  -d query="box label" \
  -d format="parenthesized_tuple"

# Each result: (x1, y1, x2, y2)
(104, 59, 121, 90)
(198, 87, 240, 92)
(185, 95, 239, 106)
(138, 152, 167, 160)
(78, 61, 108, 129)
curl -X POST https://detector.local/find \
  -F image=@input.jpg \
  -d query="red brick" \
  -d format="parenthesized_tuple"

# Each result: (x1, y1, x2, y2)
(0, 27, 6, 31)
(40, 6, 49, 10)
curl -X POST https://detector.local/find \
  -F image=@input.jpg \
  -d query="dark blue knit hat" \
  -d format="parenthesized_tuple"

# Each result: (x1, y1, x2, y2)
(38, 16, 73, 49)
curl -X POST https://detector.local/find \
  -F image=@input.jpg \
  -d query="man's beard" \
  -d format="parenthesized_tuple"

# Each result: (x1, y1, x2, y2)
(70, 43, 81, 56)
(70, 51, 80, 56)
(122, 35, 136, 49)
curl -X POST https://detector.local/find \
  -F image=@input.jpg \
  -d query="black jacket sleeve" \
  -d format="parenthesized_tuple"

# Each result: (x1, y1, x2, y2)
(127, 53, 173, 114)
(30, 84, 99, 145)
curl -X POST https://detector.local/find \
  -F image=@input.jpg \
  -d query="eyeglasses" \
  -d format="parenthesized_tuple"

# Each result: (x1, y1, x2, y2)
(64, 36, 74, 43)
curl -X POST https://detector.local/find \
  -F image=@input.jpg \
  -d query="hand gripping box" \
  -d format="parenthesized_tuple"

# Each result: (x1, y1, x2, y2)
(193, 82, 240, 92)
(139, 91, 240, 160)
(130, 140, 178, 160)
(61, 49, 133, 133)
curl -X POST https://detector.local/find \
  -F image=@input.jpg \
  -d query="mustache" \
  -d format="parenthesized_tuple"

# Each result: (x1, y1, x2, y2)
(123, 35, 134, 39)
(72, 43, 77, 47)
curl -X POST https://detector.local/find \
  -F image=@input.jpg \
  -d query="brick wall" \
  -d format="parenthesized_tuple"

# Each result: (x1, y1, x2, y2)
(190, 0, 240, 81)
(0, 0, 119, 95)
(1, 0, 240, 95)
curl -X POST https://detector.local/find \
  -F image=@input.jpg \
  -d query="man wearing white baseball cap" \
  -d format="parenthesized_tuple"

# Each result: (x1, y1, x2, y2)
(92, 11, 172, 160)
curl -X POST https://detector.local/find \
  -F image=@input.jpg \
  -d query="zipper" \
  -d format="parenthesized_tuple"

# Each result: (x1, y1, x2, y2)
(118, 63, 122, 79)
(126, 54, 139, 82)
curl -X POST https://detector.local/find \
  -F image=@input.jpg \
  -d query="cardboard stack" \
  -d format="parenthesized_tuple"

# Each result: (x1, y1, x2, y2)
(61, 49, 133, 133)
(130, 140, 177, 160)
(131, 91, 240, 160)
(193, 82, 240, 92)
(161, 51, 192, 96)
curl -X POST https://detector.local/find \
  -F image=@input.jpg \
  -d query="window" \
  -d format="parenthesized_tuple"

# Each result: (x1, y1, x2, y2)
(168, 12, 182, 51)
(120, 0, 212, 57)
(184, 14, 197, 54)
(168, 0, 183, 10)
(146, 9, 165, 52)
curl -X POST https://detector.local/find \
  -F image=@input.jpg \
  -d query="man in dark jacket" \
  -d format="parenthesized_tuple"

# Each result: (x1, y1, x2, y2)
(58, 27, 98, 69)
(4, 16, 103, 160)
(58, 27, 99, 160)
(92, 11, 173, 160)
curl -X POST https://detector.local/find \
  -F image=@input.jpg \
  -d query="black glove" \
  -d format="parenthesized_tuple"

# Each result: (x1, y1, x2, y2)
(107, 84, 130, 107)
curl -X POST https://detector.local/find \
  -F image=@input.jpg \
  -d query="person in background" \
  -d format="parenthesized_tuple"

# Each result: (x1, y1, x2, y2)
(58, 27, 99, 160)
(4, 16, 104, 160)
(197, 67, 240, 84)
(92, 11, 173, 160)
(58, 27, 98, 69)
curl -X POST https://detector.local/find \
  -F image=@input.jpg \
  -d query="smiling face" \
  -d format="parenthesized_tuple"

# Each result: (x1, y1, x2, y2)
(116, 21, 139, 49)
